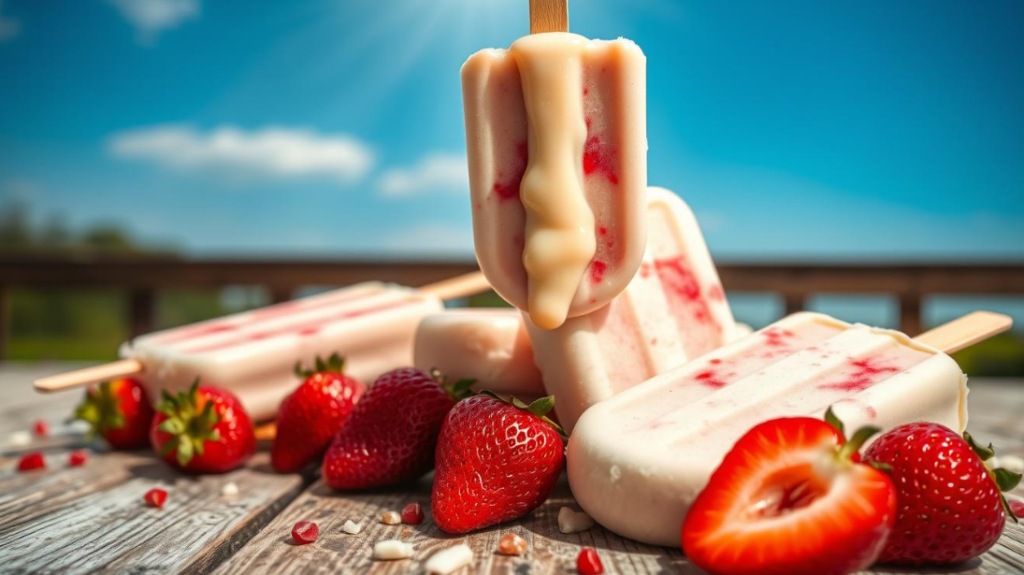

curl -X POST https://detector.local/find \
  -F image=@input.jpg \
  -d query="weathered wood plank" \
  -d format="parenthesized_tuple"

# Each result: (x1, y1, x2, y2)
(212, 477, 699, 575)
(3, 365, 1024, 574)
(0, 364, 312, 575)
(0, 448, 309, 575)
(217, 380, 1024, 575)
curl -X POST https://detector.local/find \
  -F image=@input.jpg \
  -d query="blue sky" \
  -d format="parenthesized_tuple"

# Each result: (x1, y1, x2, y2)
(1, 0, 1023, 262)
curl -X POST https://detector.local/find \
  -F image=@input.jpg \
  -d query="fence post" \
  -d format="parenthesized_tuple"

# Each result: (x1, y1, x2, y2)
(783, 293, 805, 316)
(900, 294, 922, 336)
(0, 284, 8, 360)
(270, 288, 293, 304)
(129, 288, 156, 338)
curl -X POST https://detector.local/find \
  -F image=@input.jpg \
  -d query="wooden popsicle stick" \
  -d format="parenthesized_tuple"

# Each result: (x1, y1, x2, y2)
(33, 271, 492, 394)
(530, 0, 568, 33)
(34, 359, 144, 393)
(915, 311, 1013, 354)
(417, 271, 491, 300)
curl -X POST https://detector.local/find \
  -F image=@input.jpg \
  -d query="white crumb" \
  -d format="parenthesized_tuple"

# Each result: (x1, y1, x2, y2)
(373, 539, 414, 560)
(425, 544, 473, 574)
(7, 431, 31, 448)
(342, 520, 362, 534)
(221, 482, 239, 497)
(558, 507, 595, 534)
(380, 510, 401, 525)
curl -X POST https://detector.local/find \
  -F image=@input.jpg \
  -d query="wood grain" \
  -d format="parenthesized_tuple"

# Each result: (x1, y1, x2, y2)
(530, 0, 568, 34)
(2, 365, 1023, 574)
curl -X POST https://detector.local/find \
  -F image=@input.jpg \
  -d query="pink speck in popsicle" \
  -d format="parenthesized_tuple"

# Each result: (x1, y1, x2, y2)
(582, 135, 618, 184)
(583, 86, 590, 96)
(694, 370, 726, 389)
(598, 226, 607, 235)
(654, 257, 701, 301)
(638, 262, 652, 279)
(707, 285, 724, 302)
(762, 327, 794, 347)
(819, 358, 901, 392)
(709, 358, 722, 365)
(590, 261, 607, 284)
(491, 141, 528, 201)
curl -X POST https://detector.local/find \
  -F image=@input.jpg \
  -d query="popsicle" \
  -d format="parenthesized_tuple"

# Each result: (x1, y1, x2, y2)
(524, 187, 737, 431)
(462, 30, 647, 329)
(34, 273, 492, 421)
(567, 311, 1011, 546)
(413, 309, 545, 398)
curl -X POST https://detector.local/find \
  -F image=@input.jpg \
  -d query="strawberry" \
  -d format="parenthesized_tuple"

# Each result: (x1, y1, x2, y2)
(401, 502, 424, 525)
(682, 414, 895, 575)
(18, 452, 46, 472)
(271, 354, 365, 473)
(577, 548, 604, 575)
(322, 368, 470, 490)
(864, 422, 1021, 565)
(72, 378, 154, 450)
(432, 394, 565, 534)
(144, 488, 167, 508)
(68, 450, 88, 467)
(150, 382, 256, 474)
(291, 521, 319, 544)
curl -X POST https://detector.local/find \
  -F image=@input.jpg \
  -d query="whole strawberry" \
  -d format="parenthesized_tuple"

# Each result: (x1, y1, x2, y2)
(272, 354, 365, 473)
(433, 393, 565, 534)
(72, 378, 155, 450)
(322, 368, 471, 490)
(865, 422, 1021, 565)
(150, 382, 256, 474)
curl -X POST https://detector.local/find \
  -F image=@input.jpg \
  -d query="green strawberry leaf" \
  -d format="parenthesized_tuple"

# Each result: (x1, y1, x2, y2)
(994, 468, 1022, 492)
(824, 406, 845, 438)
(963, 432, 996, 462)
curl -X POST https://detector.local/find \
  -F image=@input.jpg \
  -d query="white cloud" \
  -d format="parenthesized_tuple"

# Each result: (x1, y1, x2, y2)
(107, 124, 375, 184)
(105, 0, 199, 44)
(0, 0, 21, 42)
(377, 153, 468, 197)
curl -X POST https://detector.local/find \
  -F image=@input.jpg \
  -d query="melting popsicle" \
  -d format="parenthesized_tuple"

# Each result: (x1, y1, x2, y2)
(414, 309, 545, 399)
(523, 187, 737, 431)
(462, 32, 647, 329)
(34, 273, 491, 421)
(566, 311, 1009, 546)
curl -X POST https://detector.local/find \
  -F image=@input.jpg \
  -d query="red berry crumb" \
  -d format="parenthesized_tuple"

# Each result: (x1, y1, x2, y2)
(401, 502, 424, 525)
(68, 450, 88, 467)
(144, 488, 168, 509)
(17, 452, 46, 472)
(33, 420, 49, 437)
(1011, 500, 1024, 519)
(291, 520, 319, 545)
(577, 547, 603, 575)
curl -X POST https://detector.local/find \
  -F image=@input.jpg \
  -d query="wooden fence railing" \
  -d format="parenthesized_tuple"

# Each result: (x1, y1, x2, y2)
(2, 257, 1023, 359)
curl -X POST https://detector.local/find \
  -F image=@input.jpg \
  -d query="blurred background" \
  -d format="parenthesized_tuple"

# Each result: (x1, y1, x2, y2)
(0, 0, 1022, 374)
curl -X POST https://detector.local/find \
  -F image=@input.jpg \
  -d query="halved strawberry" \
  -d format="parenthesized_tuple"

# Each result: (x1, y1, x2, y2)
(682, 416, 895, 575)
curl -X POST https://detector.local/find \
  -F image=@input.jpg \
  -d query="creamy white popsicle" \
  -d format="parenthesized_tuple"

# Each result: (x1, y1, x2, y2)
(524, 187, 737, 431)
(463, 32, 647, 329)
(567, 312, 968, 546)
(121, 283, 443, 421)
(413, 309, 545, 398)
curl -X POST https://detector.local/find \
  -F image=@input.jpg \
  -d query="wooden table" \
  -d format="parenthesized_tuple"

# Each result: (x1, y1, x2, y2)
(2, 362, 1022, 574)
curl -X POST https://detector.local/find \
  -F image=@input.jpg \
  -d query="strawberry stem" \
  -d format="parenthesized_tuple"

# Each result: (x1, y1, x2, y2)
(837, 425, 881, 463)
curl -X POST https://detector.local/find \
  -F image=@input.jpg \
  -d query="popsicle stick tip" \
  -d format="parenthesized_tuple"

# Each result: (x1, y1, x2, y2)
(530, 0, 568, 34)
(32, 359, 144, 393)
(915, 311, 1012, 355)
(418, 271, 491, 300)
